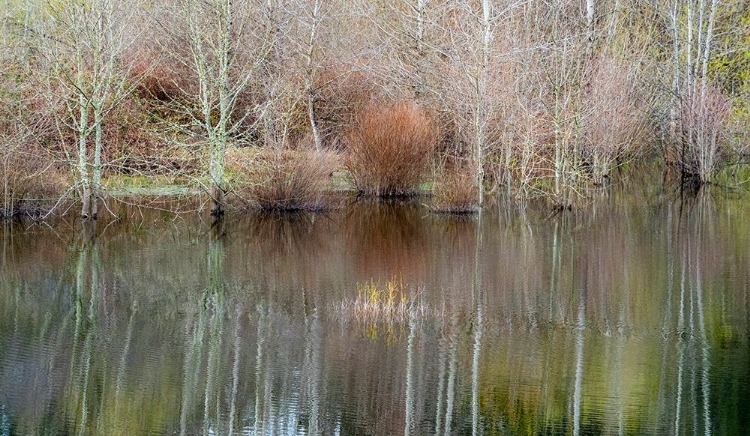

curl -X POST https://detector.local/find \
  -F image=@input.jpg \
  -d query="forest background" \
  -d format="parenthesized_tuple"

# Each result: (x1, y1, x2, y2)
(1, 0, 748, 218)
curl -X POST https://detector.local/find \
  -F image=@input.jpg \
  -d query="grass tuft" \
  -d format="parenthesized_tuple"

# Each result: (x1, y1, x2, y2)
(351, 277, 411, 324)
(334, 277, 440, 340)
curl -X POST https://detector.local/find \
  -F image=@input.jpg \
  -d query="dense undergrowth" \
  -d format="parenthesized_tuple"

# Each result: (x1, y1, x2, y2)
(1, 0, 749, 219)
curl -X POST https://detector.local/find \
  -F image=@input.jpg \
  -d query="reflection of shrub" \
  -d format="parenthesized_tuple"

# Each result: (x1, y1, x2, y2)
(431, 170, 480, 213)
(346, 101, 438, 196)
(233, 150, 338, 211)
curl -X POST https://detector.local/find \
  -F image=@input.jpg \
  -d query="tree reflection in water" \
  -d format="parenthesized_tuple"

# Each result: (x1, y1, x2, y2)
(0, 189, 749, 434)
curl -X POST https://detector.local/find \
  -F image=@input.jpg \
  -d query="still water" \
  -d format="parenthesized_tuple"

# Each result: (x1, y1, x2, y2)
(1, 187, 749, 435)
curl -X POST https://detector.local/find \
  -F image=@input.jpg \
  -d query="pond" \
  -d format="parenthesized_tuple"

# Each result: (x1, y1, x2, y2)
(1, 185, 749, 435)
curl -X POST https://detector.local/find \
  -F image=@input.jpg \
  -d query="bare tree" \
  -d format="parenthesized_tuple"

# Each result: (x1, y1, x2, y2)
(440, 0, 500, 207)
(43, 0, 142, 219)
(679, 83, 730, 183)
(580, 55, 650, 185)
(1, 1, 34, 216)
(542, 27, 586, 207)
(300, 0, 325, 152)
(665, 0, 727, 183)
(164, 0, 268, 216)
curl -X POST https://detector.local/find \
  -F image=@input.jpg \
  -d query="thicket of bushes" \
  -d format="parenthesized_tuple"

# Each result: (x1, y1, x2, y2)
(1, 0, 748, 218)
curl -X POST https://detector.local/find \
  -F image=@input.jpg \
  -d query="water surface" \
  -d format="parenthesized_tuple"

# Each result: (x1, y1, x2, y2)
(1, 187, 749, 435)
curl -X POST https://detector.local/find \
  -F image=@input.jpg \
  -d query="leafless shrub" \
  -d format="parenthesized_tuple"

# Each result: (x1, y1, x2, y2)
(1, 55, 67, 217)
(346, 100, 439, 196)
(128, 23, 196, 104)
(314, 66, 377, 149)
(430, 169, 479, 213)
(104, 98, 202, 176)
(580, 56, 652, 185)
(1, 142, 67, 217)
(679, 84, 731, 184)
(231, 149, 339, 211)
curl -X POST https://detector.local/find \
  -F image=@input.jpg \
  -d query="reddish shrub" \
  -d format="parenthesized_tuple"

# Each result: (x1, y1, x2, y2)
(346, 101, 439, 196)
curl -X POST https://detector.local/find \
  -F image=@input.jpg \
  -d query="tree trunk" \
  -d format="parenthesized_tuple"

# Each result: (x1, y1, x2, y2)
(211, 183, 225, 216)
(475, 0, 492, 207)
(78, 96, 94, 219)
(306, 0, 323, 153)
(586, 0, 595, 48)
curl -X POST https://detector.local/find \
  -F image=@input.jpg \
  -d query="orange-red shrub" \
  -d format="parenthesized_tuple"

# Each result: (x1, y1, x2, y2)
(346, 101, 438, 196)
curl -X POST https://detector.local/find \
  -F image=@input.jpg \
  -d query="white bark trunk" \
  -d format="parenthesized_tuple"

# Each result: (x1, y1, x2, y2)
(701, 0, 719, 86)
(669, 0, 681, 154)
(78, 94, 93, 218)
(474, 0, 491, 207)
(306, 0, 323, 153)
(586, 0, 595, 47)
(687, 0, 695, 94)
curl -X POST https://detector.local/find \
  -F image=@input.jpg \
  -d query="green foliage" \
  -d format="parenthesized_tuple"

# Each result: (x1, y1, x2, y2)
(710, 7, 750, 97)
(713, 163, 750, 188)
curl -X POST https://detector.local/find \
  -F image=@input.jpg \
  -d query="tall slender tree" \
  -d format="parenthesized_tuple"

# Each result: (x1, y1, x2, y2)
(44, 0, 141, 219)
(173, 0, 268, 216)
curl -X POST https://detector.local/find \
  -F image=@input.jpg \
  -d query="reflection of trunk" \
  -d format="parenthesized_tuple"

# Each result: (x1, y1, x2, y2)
(253, 306, 269, 434)
(114, 300, 137, 423)
(180, 229, 225, 435)
(572, 296, 585, 436)
(203, 230, 226, 433)
(691, 211, 712, 435)
(471, 305, 483, 436)
(1, 222, 8, 270)
(304, 310, 323, 435)
(674, 245, 687, 433)
(443, 324, 458, 436)
(688, 245, 698, 434)
(71, 225, 99, 435)
(613, 324, 626, 433)
(180, 298, 207, 436)
(203, 295, 225, 434)
(657, 207, 675, 429)
(471, 211, 483, 435)
(404, 308, 417, 436)
(695, 238, 711, 435)
(671, 213, 715, 433)
(434, 326, 449, 435)
(612, 226, 631, 431)
(550, 221, 562, 323)
(228, 307, 242, 436)
(521, 219, 536, 327)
